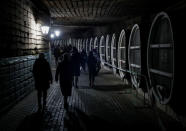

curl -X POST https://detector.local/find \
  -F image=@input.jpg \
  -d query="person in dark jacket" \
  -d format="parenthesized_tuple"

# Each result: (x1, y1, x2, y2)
(33, 53, 53, 112)
(71, 47, 81, 88)
(87, 51, 97, 88)
(54, 45, 60, 66)
(55, 53, 73, 110)
(80, 49, 87, 72)
(93, 49, 101, 75)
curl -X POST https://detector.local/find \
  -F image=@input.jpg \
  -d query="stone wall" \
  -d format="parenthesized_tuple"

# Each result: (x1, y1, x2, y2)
(0, 0, 50, 114)
(0, 0, 49, 57)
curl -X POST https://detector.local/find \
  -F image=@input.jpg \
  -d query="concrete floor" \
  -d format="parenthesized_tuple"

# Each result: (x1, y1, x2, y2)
(0, 61, 184, 131)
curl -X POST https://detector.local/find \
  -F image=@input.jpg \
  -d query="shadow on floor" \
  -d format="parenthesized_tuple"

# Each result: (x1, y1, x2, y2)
(65, 106, 125, 131)
(16, 111, 46, 131)
(93, 84, 130, 91)
(97, 71, 112, 75)
(16, 107, 117, 131)
(15, 106, 183, 131)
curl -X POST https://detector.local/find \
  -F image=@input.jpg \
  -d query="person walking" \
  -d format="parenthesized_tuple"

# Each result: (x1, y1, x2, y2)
(71, 47, 81, 88)
(87, 51, 97, 88)
(54, 45, 60, 66)
(55, 53, 73, 110)
(33, 53, 53, 112)
(80, 49, 87, 72)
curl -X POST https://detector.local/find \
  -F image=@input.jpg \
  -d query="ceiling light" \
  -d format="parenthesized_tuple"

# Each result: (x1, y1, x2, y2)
(55, 30, 60, 37)
(50, 34, 55, 38)
(41, 26, 50, 35)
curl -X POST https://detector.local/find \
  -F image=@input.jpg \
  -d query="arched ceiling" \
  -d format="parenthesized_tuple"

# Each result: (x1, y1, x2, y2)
(32, 0, 183, 26)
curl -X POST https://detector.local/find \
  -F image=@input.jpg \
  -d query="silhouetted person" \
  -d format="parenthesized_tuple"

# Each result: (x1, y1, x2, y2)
(54, 45, 60, 66)
(33, 53, 53, 112)
(55, 53, 73, 110)
(80, 49, 87, 72)
(87, 51, 97, 88)
(93, 49, 101, 75)
(71, 47, 81, 88)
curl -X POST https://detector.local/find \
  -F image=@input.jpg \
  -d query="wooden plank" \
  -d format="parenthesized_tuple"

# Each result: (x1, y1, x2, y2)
(99, 0, 106, 16)
(95, 0, 101, 17)
(91, 0, 95, 17)
(74, 1, 81, 17)
(130, 64, 141, 68)
(45, 4, 58, 17)
(55, 0, 66, 17)
(66, 0, 77, 16)
(47, 0, 62, 17)
(113, 2, 121, 16)
(149, 68, 173, 78)
(150, 43, 173, 48)
(119, 60, 126, 63)
(130, 46, 140, 49)
(106, 0, 117, 16)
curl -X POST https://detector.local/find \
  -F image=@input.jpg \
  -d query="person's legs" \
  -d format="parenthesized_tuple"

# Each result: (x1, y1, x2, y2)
(89, 72, 91, 87)
(89, 73, 94, 88)
(55, 57, 58, 66)
(72, 76, 74, 86)
(92, 75, 95, 87)
(43, 89, 47, 110)
(64, 96, 68, 110)
(75, 76, 79, 88)
(37, 90, 42, 111)
(82, 62, 86, 72)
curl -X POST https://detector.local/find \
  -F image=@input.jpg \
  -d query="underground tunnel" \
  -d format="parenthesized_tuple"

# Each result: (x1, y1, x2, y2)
(0, 0, 186, 131)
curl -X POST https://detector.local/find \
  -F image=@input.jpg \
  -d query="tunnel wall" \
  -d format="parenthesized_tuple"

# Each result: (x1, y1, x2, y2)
(0, 0, 50, 114)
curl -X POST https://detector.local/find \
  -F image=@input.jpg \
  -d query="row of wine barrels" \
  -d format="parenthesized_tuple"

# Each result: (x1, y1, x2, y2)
(93, 37, 99, 52)
(50, 10, 186, 117)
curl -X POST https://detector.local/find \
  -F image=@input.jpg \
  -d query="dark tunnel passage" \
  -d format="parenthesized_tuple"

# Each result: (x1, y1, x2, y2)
(0, 0, 186, 131)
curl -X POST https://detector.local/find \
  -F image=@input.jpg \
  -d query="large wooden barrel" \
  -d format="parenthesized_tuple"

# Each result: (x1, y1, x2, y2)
(128, 24, 141, 88)
(118, 29, 126, 78)
(111, 33, 117, 74)
(76, 39, 79, 49)
(68, 38, 72, 45)
(80, 39, 84, 51)
(57, 40, 60, 46)
(93, 37, 99, 52)
(85, 38, 89, 53)
(99, 36, 106, 65)
(72, 39, 76, 47)
(77, 39, 81, 51)
(106, 34, 111, 64)
(147, 11, 186, 115)
(82, 39, 86, 50)
(53, 40, 56, 46)
(89, 37, 94, 51)
(61, 39, 63, 46)
(65, 39, 68, 46)
(147, 12, 174, 104)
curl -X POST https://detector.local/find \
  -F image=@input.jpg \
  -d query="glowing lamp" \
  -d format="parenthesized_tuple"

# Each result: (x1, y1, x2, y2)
(41, 26, 50, 35)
